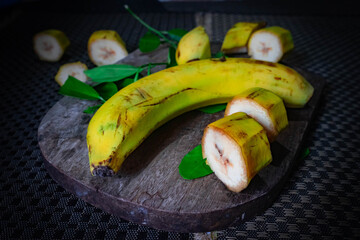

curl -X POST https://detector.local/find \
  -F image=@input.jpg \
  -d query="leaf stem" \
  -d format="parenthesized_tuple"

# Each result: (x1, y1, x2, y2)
(124, 5, 177, 49)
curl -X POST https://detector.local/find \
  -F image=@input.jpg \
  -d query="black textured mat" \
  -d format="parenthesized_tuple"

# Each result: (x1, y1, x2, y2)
(1, 10, 360, 239)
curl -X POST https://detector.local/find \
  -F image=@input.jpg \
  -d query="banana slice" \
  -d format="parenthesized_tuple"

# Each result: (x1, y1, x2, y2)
(55, 61, 88, 86)
(248, 26, 294, 63)
(202, 112, 272, 192)
(221, 21, 266, 54)
(88, 30, 128, 66)
(33, 29, 70, 62)
(176, 26, 211, 65)
(225, 87, 288, 142)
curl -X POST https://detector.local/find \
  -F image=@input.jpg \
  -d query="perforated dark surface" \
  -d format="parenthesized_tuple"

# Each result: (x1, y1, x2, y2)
(1, 10, 360, 239)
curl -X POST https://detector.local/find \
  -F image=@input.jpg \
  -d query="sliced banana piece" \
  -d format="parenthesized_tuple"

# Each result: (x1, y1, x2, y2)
(88, 30, 128, 66)
(248, 26, 294, 63)
(55, 61, 88, 86)
(33, 29, 70, 62)
(176, 26, 211, 65)
(221, 21, 266, 54)
(202, 112, 272, 192)
(225, 87, 288, 142)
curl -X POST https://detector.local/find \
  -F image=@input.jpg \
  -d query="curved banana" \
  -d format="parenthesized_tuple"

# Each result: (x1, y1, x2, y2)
(87, 58, 313, 176)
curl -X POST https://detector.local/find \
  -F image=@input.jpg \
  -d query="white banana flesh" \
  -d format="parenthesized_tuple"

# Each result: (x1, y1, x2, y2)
(202, 112, 272, 193)
(89, 39, 128, 66)
(33, 30, 70, 62)
(55, 62, 88, 86)
(248, 26, 294, 63)
(225, 87, 288, 142)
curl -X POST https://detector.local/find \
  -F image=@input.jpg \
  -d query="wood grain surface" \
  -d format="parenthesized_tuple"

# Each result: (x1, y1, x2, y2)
(38, 44, 325, 232)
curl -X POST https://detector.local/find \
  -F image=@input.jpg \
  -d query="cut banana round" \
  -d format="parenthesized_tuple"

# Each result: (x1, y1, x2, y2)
(248, 26, 294, 63)
(33, 29, 70, 62)
(225, 87, 288, 142)
(88, 30, 128, 66)
(221, 21, 266, 54)
(202, 112, 272, 192)
(176, 26, 211, 65)
(55, 61, 88, 86)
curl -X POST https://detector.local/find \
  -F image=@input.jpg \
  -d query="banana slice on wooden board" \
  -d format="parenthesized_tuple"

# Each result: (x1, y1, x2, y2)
(55, 62, 88, 86)
(225, 87, 288, 142)
(202, 112, 272, 193)
(221, 21, 266, 54)
(33, 29, 70, 62)
(248, 26, 294, 63)
(88, 30, 128, 66)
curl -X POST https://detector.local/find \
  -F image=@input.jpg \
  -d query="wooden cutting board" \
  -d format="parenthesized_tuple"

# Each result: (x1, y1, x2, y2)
(38, 44, 325, 233)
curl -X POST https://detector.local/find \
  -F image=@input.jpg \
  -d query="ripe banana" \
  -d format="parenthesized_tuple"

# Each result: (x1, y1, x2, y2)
(225, 87, 288, 142)
(87, 58, 313, 176)
(88, 30, 128, 66)
(33, 29, 70, 62)
(248, 26, 294, 63)
(202, 112, 272, 192)
(176, 26, 211, 65)
(221, 22, 266, 54)
(55, 61, 88, 86)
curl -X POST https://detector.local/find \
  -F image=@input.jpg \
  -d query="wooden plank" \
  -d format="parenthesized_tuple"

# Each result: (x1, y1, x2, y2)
(38, 45, 325, 232)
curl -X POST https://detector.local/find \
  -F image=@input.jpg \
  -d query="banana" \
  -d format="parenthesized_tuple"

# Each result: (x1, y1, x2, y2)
(87, 58, 313, 176)
(33, 29, 70, 62)
(248, 26, 294, 63)
(221, 22, 266, 54)
(55, 61, 88, 86)
(202, 112, 272, 192)
(88, 30, 128, 66)
(225, 87, 288, 142)
(176, 26, 211, 65)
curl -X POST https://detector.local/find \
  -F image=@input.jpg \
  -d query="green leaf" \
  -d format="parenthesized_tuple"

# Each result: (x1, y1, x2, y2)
(300, 148, 310, 159)
(179, 144, 213, 180)
(139, 32, 161, 53)
(119, 78, 135, 88)
(83, 104, 102, 114)
(166, 28, 188, 42)
(59, 76, 103, 101)
(198, 104, 227, 114)
(94, 82, 118, 100)
(212, 51, 225, 58)
(84, 64, 139, 83)
(167, 46, 177, 68)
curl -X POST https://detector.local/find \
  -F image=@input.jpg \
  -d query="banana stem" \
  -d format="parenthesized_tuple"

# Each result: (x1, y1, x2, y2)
(124, 5, 177, 49)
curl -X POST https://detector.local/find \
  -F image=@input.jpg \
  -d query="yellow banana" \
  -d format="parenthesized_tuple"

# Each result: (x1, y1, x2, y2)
(87, 58, 313, 176)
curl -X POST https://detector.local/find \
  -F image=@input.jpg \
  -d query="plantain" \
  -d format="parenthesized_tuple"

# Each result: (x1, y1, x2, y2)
(225, 87, 288, 142)
(202, 112, 272, 192)
(87, 58, 313, 176)
(221, 22, 266, 54)
(175, 26, 211, 65)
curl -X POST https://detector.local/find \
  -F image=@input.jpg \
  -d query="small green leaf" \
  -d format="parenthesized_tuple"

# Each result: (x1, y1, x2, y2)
(300, 148, 310, 159)
(198, 104, 227, 114)
(119, 78, 135, 88)
(83, 104, 102, 114)
(166, 28, 188, 42)
(167, 46, 177, 68)
(84, 64, 139, 83)
(139, 32, 161, 52)
(59, 76, 103, 101)
(212, 51, 225, 58)
(179, 144, 213, 180)
(94, 82, 118, 100)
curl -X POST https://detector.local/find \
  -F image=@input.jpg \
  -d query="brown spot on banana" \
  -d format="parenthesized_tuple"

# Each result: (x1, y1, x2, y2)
(139, 88, 196, 107)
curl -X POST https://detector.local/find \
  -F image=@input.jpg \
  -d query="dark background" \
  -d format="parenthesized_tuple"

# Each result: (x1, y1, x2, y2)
(1, 0, 360, 239)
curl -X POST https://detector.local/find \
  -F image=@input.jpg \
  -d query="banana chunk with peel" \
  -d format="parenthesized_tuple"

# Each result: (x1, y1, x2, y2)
(33, 29, 70, 62)
(55, 62, 88, 86)
(88, 30, 128, 66)
(202, 112, 272, 192)
(225, 87, 288, 142)
(176, 26, 211, 65)
(248, 26, 294, 63)
(87, 58, 313, 176)
(221, 22, 266, 54)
